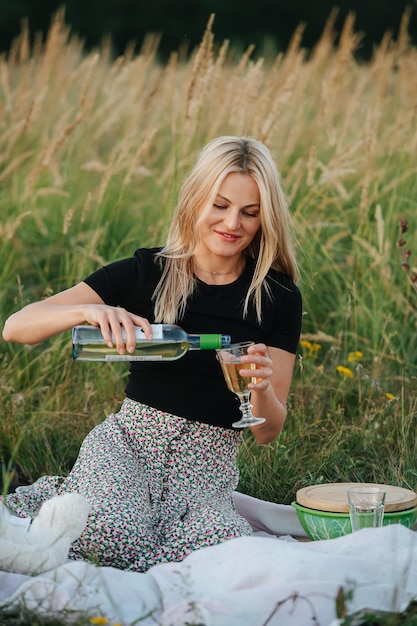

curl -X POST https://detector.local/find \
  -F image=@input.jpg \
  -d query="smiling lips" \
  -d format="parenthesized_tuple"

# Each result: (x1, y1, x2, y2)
(215, 230, 241, 242)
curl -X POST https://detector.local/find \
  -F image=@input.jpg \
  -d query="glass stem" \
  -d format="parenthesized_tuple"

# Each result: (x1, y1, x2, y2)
(239, 394, 252, 418)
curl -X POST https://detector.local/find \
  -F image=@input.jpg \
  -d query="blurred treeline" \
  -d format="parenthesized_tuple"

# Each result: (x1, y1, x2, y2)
(0, 0, 416, 60)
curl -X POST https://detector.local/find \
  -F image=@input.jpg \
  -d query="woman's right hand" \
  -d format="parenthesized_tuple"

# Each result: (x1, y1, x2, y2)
(82, 304, 153, 355)
(2, 281, 152, 350)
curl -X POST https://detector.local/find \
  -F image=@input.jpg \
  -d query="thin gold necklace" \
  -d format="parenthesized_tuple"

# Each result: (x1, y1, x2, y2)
(197, 267, 238, 276)
(195, 259, 244, 277)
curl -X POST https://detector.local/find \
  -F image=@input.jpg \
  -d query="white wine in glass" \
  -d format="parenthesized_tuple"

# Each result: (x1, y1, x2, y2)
(216, 342, 266, 428)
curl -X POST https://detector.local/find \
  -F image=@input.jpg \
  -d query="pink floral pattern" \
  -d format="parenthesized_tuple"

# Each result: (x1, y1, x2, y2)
(6, 399, 253, 571)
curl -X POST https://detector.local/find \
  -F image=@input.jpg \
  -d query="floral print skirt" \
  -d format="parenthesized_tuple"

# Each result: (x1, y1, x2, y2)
(6, 398, 253, 571)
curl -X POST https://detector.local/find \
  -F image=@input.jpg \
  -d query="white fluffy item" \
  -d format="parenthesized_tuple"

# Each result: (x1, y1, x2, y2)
(0, 493, 90, 576)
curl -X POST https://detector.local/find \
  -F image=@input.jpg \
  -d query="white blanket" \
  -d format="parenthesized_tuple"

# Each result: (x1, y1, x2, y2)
(1, 493, 417, 626)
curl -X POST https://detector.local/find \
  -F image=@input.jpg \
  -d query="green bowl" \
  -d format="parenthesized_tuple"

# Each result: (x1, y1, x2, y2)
(292, 501, 417, 541)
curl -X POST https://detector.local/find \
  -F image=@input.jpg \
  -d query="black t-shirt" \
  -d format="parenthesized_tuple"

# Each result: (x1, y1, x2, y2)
(83, 248, 302, 428)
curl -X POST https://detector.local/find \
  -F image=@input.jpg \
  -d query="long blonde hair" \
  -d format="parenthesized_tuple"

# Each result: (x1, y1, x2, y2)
(153, 136, 298, 323)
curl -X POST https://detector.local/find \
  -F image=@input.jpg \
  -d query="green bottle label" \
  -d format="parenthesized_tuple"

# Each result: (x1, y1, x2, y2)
(199, 334, 222, 350)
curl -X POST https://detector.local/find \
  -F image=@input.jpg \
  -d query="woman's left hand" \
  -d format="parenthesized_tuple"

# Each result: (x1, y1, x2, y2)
(239, 343, 273, 391)
(239, 343, 297, 444)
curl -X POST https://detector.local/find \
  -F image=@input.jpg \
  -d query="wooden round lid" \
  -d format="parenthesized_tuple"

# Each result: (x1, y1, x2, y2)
(296, 482, 417, 513)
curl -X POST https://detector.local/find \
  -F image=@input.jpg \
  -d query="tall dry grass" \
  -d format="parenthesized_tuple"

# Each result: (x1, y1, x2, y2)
(0, 9, 416, 500)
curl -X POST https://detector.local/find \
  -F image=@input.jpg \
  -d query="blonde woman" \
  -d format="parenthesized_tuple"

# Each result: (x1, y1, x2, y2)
(3, 136, 302, 572)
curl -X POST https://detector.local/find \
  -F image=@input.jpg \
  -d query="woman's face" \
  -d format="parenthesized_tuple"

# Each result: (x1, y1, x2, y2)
(196, 172, 261, 262)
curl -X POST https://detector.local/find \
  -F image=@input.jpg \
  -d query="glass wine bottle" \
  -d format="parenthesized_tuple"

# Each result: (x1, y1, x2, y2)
(72, 324, 231, 362)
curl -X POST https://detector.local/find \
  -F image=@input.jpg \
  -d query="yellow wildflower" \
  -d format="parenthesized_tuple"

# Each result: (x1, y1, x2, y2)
(310, 343, 322, 353)
(89, 618, 109, 625)
(300, 340, 322, 357)
(348, 351, 363, 362)
(336, 365, 353, 378)
(385, 393, 396, 401)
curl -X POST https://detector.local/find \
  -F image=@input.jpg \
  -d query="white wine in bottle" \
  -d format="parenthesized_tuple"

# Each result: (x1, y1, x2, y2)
(72, 324, 231, 362)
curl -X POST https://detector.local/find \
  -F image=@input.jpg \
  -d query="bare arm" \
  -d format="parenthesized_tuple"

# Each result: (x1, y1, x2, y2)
(239, 344, 296, 445)
(2, 282, 153, 354)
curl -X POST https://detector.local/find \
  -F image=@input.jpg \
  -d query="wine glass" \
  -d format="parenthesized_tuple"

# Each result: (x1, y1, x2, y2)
(216, 341, 266, 428)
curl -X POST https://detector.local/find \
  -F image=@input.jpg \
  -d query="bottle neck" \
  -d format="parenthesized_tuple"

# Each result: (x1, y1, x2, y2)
(188, 334, 231, 350)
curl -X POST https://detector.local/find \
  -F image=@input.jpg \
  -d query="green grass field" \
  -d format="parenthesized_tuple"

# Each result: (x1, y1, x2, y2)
(1, 10, 416, 509)
(1, 10, 417, 626)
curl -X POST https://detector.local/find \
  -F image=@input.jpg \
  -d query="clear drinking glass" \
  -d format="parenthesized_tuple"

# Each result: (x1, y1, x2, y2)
(347, 486, 386, 532)
(216, 341, 266, 428)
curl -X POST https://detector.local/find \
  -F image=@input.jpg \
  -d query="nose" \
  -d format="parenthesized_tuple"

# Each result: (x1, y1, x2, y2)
(223, 209, 240, 230)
